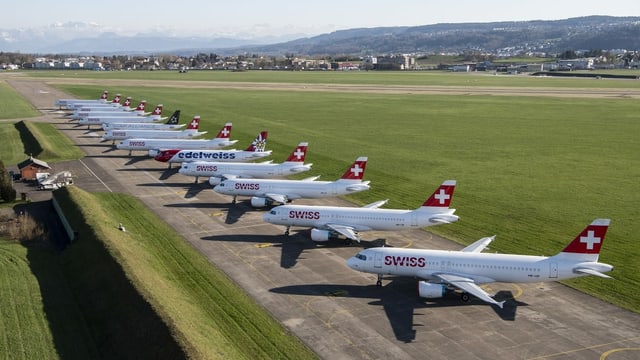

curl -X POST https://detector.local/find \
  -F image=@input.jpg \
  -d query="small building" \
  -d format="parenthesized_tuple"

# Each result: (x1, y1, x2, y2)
(17, 156, 51, 181)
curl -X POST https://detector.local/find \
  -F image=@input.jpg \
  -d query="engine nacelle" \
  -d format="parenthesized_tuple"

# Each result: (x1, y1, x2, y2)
(148, 149, 160, 157)
(209, 176, 223, 186)
(417, 281, 446, 299)
(310, 229, 346, 242)
(250, 196, 273, 208)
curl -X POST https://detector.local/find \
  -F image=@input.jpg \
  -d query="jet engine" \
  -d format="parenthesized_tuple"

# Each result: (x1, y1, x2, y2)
(148, 149, 160, 157)
(250, 196, 273, 208)
(209, 176, 223, 186)
(417, 281, 447, 298)
(310, 229, 346, 242)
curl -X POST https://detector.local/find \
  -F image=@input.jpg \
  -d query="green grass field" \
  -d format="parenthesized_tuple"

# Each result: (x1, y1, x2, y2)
(54, 186, 315, 359)
(0, 240, 98, 360)
(55, 74, 640, 313)
(0, 121, 84, 165)
(0, 81, 40, 120)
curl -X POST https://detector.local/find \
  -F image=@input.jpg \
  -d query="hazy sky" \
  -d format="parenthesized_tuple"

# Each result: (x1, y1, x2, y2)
(4, 0, 640, 37)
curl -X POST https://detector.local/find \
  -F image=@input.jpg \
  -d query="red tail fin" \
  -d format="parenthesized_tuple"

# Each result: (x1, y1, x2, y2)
(111, 94, 121, 104)
(245, 131, 268, 151)
(151, 104, 163, 116)
(100, 90, 108, 100)
(187, 116, 200, 130)
(340, 157, 367, 180)
(285, 142, 308, 162)
(421, 180, 456, 208)
(561, 219, 610, 255)
(122, 97, 132, 108)
(134, 100, 147, 111)
(215, 122, 232, 139)
(154, 149, 180, 162)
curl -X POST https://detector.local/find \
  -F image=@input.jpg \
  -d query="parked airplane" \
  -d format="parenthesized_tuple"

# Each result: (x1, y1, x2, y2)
(66, 94, 122, 110)
(102, 110, 183, 131)
(77, 104, 165, 128)
(117, 122, 236, 156)
(213, 156, 369, 207)
(178, 142, 311, 183)
(347, 219, 613, 308)
(55, 90, 109, 108)
(154, 131, 270, 168)
(263, 180, 458, 240)
(70, 98, 148, 119)
(101, 115, 207, 142)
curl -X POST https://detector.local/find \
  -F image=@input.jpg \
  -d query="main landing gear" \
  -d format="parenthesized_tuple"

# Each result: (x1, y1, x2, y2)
(284, 226, 291, 236)
(460, 292, 470, 302)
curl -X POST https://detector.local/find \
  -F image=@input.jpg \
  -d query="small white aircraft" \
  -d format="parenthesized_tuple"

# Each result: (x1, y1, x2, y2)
(178, 142, 311, 184)
(154, 131, 271, 168)
(101, 115, 207, 142)
(55, 90, 109, 108)
(70, 99, 149, 120)
(102, 110, 183, 131)
(347, 219, 614, 308)
(77, 104, 165, 128)
(213, 156, 370, 207)
(117, 122, 236, 156)
(263, 180, 457, 240)
(66, 94, 122, 110)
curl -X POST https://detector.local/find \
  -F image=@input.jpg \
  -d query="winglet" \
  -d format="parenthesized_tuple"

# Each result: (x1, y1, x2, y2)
(339, 157, 367, 181)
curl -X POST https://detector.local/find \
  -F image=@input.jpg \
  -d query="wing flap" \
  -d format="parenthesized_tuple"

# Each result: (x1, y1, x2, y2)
(434, 273, 504, 308)
(326, 224, 360, 242)
(264, 193, 289, 204)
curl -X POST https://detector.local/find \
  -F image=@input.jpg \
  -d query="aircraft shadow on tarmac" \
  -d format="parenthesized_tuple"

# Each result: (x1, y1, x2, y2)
(270, 280, 525, 342)
(202, 231, 384, 269)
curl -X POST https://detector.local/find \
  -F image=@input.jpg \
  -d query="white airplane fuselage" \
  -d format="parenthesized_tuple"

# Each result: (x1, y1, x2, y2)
(78, 116, 161, 125)
(347, 247, 612, 284)
(214, 179, 369, 200)
(263, 205, 458, 231)
(103, 129, 205, 141)
(179, 162, 311, 178)
(117, 138, 236, 152)
(164, 150, 270, 164)
(102, 123, 185, 131)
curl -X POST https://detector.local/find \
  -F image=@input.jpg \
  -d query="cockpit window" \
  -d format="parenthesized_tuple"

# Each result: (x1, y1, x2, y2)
(355, 254, 367, 261)
(269, 210, 276, 215)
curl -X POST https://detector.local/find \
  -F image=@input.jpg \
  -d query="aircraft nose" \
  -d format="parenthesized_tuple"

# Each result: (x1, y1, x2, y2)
(346, 257, 358, 270)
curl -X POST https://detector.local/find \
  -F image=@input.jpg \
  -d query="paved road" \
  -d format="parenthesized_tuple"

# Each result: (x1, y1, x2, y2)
(4, 74, 640, 360)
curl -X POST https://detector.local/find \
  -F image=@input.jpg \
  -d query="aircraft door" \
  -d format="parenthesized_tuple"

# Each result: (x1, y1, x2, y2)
(374, 251, 382, 268)
(332, 183, 339, 195)
(549, 262, 558, 278)
(411, 213, 418, 227)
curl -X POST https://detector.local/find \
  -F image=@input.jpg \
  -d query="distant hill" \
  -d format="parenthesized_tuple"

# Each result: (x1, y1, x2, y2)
(2, 16, 640, 56)
(238, 16, 640, 56)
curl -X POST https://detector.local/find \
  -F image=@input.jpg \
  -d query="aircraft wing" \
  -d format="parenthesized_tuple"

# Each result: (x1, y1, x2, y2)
(461, 236, 495, 253)
(363, 199, 389, 209)
(264, 193, 289, 204)
(325, 224, 360, 242)
(433, 273, 505, 308)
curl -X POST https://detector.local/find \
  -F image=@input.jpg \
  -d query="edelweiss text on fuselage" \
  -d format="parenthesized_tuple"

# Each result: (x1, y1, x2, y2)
(177, 151, 237, 160)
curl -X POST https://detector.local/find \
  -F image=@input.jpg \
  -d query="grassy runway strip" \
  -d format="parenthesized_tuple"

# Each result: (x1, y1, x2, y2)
(0, 121, 83, 165)
(0, 81, 40, 120)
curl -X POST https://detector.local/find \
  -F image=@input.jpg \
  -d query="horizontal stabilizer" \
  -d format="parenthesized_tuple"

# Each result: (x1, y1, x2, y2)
(574, 268, 613, 279)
